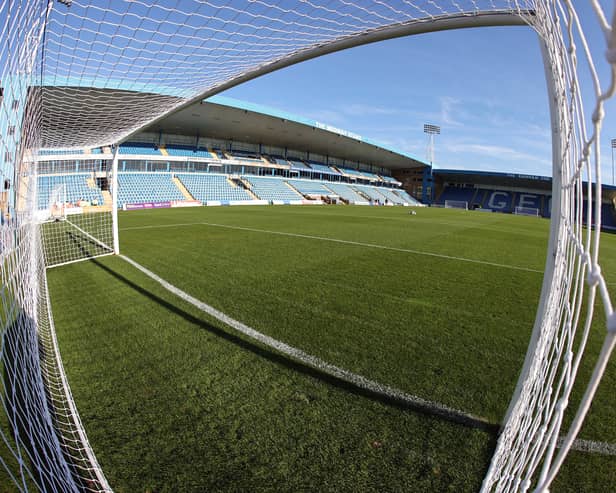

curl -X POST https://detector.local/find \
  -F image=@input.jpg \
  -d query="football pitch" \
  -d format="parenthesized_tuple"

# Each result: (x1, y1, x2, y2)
(45, 206, 615, 492)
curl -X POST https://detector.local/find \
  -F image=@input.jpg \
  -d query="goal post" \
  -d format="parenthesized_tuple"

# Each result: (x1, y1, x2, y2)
(444, 200, 468, 210)
(514, 206, 540, 216)
(48, 183, 66, 221)
(36, 168, 116, 268)
(0, 2, 614, 493)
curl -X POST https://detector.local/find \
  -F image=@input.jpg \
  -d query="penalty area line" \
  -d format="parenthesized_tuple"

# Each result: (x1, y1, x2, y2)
(120, 221, 543, 274)
(119, 254, 615, 455)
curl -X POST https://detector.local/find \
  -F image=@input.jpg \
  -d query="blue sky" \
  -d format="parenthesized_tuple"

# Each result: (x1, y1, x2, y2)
(221, 7, 616, 182)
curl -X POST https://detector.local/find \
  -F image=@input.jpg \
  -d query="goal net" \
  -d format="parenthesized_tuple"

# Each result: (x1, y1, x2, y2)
(0, 1, 614, 493)
(444, 200, 469, 210)
(514, 206, 540, 216)
(36, 170, 114, 268)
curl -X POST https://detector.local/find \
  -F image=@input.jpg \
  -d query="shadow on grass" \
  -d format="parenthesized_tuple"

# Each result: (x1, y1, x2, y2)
(3, 312, 79, 491)
(82, 249, 500, 437)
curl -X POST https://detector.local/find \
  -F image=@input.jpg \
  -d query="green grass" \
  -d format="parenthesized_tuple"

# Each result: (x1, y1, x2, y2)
(45, 205, 615, 492)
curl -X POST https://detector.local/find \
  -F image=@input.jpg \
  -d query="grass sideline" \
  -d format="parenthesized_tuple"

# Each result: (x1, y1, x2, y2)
(45, 205, 615, 492)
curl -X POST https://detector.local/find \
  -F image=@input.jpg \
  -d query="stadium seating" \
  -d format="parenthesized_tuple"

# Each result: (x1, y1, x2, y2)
(341, 167, 379, 181)
(37, 173, 104, 209)
(481, 189, 514, 212)
(602, 203, 616, 230)
(306, 161, 340, 175)
(353, 184, 388, 202)
(437, 186, 476, 205)
(376, 188, 406, 205)
(165, 145, 213, 159)
(288, 159, 310, 170)
(325, 183, 368, 203)
(512, 192, 543, 212)
(39, 148, 84, 156)
(119, 143, 162, 155)
(543, 196, 552, 217)
(287, 179, 333, 196)
(176, 173, 252, 202)
(394, 189, 422, 206)
(243, 176, 302, 201)
(271, 157, 291, 167)
(227, 150, 263, 164)
(117, 172, 185, 207)
(380, 175, 399, 184)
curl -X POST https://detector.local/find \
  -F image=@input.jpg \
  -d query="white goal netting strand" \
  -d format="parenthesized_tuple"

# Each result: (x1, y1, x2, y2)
(0, 1, 614, 492)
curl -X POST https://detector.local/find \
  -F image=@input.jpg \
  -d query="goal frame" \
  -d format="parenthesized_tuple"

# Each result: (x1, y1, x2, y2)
(0, 3, 613, 493)
(444, 200, 469, 210)
(48, 183, 66, 221)
(514, 205, 540, 216)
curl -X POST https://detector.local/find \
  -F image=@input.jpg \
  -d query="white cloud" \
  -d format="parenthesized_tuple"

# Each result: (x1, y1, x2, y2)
(439, 96, 463, 127)
(342, 103, 403, 117)
(445, 142, 551, 168)
(303, 108, 347, 125)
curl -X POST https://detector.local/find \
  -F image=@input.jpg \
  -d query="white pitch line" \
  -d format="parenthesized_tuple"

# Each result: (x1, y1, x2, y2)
(118, 254, 615, 456)
(120, 254, 490, 429)
(121, 221, 544, 274)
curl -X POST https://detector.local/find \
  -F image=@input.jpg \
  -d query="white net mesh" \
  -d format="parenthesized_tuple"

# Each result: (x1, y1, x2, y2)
(36, 167, 114, 268)
(0, 1, 613, 492)
(482, 3, 616, 491)
(40, 0, 533, 148)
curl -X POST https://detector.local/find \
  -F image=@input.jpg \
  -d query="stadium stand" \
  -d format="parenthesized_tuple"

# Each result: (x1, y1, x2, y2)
(602, 203, 616, 230)
(306, 161, 340, 175)
(39, 148, 84, 156)
(325, 183, 369, 204)
(437, 185, 477, 206)
(543, 196, 552, 217)
(353, 184, 387, 202)
(243, 176, 302, 201)
(119, 143, 162, 156)
(117, 172, 185, 207)
(165, 146, 213, 159)
(394, 189, 423, 206)
(176, 173, 252, 202)
(271, 157, 291, 167)
(512, 191, 544, 212)
(287, 179, 333, 196)
(481, 189, 514, 212)
(341, 167, 379, 181)
(377, 188, 406, 205)
(227, 150, 263, 164)
(288, 159, 311, 170)
(380, 175, 399, 184)
(37, 173, 104, 209)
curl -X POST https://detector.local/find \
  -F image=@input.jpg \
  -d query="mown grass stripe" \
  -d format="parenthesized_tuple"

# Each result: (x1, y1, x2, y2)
(119, 254, 616, 457)
(119, 254, 493, 431)
(121, 221, 544, 274)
